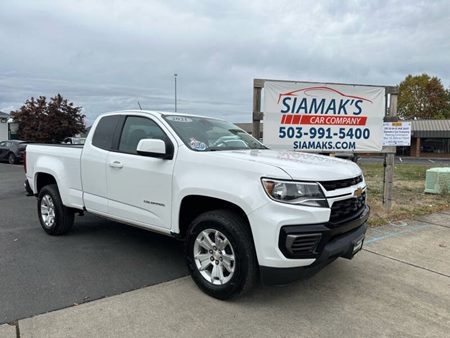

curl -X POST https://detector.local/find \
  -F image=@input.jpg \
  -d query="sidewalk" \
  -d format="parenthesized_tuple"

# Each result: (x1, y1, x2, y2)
(2, 210, 449, 338)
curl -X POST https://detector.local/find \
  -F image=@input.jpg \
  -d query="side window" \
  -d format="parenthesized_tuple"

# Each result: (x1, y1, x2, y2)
(92, 115, 120, 150)
(118, 116, 168, 154)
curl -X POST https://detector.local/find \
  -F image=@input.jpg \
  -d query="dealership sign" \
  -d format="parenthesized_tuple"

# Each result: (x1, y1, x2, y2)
(263, 81, 385, 152)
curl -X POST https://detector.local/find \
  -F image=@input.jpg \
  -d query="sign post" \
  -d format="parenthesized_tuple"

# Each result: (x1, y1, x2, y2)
(382, 91, 400, 211)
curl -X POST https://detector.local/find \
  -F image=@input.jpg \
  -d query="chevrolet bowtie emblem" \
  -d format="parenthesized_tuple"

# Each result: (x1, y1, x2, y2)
(354, 187, 363, 197)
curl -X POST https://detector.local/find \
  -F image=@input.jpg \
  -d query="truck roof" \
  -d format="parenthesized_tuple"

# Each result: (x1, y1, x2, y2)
(103, 110, 223, 121)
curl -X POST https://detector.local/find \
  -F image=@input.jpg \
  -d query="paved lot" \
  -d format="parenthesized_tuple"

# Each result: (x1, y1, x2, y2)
(2, 213, 447, 338)
(0, 163, 187, 325)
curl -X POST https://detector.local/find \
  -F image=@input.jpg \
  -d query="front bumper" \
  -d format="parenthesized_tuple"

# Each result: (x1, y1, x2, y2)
(260, 206, 369, 285)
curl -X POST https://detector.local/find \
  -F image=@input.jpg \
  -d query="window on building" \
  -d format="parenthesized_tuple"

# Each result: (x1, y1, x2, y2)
(421, 138, 450, 154)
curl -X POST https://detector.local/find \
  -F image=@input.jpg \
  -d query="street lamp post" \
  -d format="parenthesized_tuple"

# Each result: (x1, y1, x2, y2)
(174, 73, 178, 112)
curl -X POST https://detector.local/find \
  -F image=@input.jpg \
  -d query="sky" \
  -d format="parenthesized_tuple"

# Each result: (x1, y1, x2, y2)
(0, 0, 449, 125)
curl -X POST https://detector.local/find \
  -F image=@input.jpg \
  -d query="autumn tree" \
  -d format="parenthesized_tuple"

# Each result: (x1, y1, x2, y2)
(10, 94, 86, 143)
(398, 74, 450, 120)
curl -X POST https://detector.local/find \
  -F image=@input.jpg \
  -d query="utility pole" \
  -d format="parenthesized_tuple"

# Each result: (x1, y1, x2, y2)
(174, 73, 178, 112)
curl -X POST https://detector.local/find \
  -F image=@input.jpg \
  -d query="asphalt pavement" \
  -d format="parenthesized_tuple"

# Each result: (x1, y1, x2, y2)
(0, 163, 187, 325)
(5, 211, 449, 338)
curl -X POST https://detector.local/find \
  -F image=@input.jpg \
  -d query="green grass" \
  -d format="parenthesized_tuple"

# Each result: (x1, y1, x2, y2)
(360, 162, 450, 226)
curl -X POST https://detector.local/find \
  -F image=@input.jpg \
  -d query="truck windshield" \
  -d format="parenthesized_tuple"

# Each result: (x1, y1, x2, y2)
(163, 115, 267, 151)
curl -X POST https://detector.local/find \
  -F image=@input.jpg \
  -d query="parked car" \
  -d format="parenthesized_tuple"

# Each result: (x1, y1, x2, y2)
(0, 140, 28, 164)
(25, 111, 368, 299)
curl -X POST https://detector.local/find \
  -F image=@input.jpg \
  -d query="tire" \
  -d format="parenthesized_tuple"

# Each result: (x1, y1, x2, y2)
(8, 153, 16, 164)
(37, 184, 74, 235)
(185, 210, 258, 300)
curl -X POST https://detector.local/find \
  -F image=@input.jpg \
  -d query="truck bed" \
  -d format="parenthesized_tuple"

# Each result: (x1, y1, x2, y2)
(26, 144, 84, 209)
(30, 144, 84, 148)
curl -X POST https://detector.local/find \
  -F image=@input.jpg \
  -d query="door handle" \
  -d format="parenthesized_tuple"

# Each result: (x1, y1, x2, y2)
(109, 160, 123, 169)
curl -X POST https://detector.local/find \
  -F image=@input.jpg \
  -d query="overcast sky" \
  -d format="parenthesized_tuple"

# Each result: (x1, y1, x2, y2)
(0, 0, 449, 125)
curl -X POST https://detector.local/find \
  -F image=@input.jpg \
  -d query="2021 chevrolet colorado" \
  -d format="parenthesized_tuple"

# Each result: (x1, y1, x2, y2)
(25, 110, 369, 299)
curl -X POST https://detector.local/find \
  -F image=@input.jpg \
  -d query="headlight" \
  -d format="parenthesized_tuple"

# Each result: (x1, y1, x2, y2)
(261, 178, 328, 208)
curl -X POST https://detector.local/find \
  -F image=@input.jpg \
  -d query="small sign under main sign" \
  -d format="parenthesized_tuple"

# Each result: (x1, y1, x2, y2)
(383, 122, 411, 146)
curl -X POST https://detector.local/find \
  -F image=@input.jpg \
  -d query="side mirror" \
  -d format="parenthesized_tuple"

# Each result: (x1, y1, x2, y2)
(136, 139, 173, 159)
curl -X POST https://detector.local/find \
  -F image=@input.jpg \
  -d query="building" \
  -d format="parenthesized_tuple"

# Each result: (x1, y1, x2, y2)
(408, 119, 450, 157)
(0, 111, 9, 140)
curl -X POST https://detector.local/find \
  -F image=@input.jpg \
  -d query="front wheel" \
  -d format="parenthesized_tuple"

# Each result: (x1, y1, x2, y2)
(37, 184, 74, 235)
(185, 210, 258, 300)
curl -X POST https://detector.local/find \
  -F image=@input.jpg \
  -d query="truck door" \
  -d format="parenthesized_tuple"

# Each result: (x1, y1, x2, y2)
(106, 115, 176, 230)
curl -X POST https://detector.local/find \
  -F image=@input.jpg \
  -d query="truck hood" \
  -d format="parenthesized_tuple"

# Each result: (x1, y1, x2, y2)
(209, 149, 362, 181)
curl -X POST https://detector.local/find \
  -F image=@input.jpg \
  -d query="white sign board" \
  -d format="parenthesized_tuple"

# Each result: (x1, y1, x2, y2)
(383, 122, 411, 146)
(263, 81, 385, 152)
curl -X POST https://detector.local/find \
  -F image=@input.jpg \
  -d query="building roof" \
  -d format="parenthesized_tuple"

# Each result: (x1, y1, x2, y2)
(410, 119, 450, 138)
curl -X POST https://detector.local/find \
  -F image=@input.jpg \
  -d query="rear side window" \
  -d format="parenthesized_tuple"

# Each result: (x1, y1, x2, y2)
(118, 116, 168, 154)
(92, 115, 120, 150)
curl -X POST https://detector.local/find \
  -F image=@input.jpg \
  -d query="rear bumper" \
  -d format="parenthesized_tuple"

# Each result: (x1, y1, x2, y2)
(260, 207, 369, 285)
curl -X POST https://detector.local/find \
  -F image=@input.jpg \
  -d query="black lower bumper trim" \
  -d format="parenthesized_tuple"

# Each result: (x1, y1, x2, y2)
(261, 222, 367, 285)
(279, 205, 369, 259)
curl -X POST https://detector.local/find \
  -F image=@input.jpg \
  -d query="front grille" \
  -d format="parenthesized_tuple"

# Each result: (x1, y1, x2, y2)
(330, 192, 366, 224)
(285, 233, 322, 256)
(320, 175, 363, 191)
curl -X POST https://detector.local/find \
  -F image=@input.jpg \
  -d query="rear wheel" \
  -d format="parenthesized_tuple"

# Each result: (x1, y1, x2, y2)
(8, 153, 16, 164)
(37, 184, 74, 235)
(185, 210, 258, 300)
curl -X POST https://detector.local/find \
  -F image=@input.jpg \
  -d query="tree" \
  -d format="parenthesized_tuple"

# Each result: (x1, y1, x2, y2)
(10, 94, 86, 143)
(398, 74, 450, 120)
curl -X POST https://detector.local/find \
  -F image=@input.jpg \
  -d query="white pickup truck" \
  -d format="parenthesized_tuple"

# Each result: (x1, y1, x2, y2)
(25, 110, 369, 299)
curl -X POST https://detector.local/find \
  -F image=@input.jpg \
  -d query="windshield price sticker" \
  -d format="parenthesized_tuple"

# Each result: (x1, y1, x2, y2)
(263, 81, 385, 152)
(166, 116, 192, 123)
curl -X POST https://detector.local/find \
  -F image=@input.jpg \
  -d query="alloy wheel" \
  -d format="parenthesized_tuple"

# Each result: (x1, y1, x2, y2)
(40, 195, 56, 228)
(193, 229, 236, 285)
